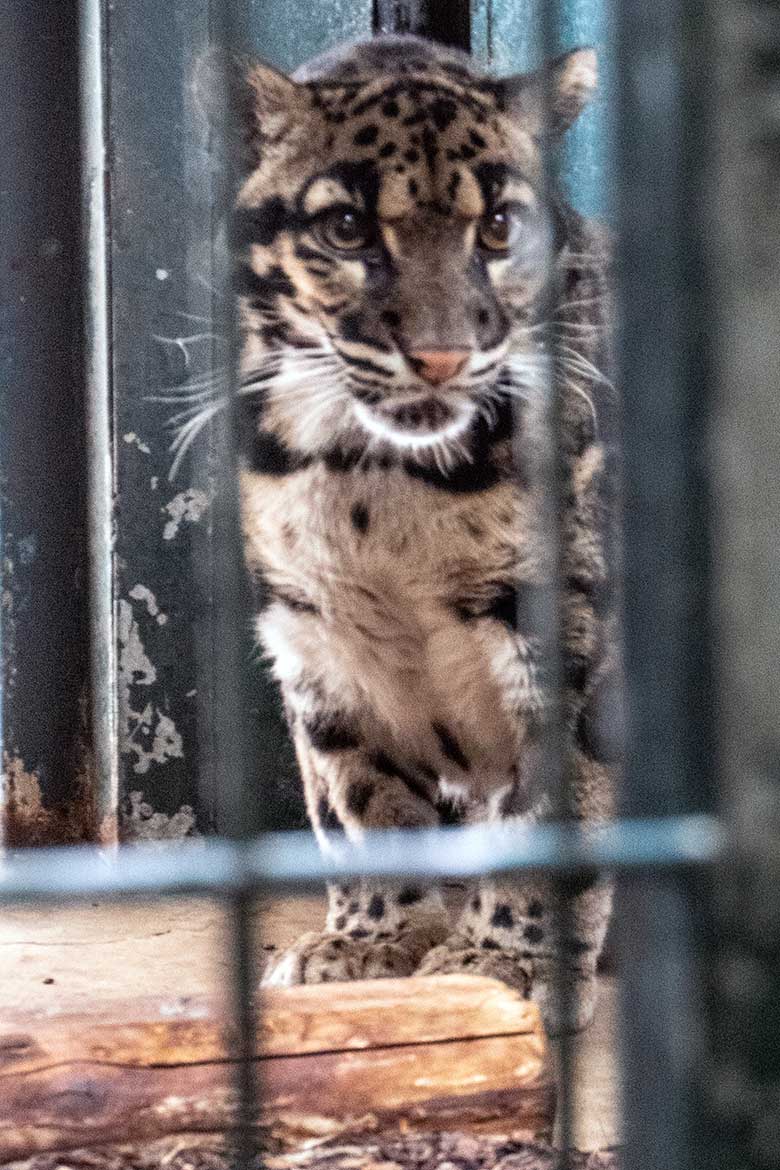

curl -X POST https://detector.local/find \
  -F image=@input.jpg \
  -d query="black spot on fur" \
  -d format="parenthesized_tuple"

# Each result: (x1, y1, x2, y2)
(398, 886, 423, 906)
(568, 574, 612, 620)
(429, 96, 458, 131)
(459, 143, 477, 160)
(437, 797, 463, 826)
(408, 177, 419, 197)
(432, 722, 470, 771)
(340, 351, 393, 377)
(401, 398, 514, 494)
(295, 242, 333, 264)
(350, 502, 370, 533)
(471, 895, 482, 913)
(498, 779, 524, 818)
(346, 781, 374, 817)
(334, 914, 347, 930)
(245, 424, 309, 476)
(403, 455, 502, 494)
(341, 312, 391, 352)
(381, 308, 401, 329)
(491, 903, 515, 929)
(317, 796, 343, 831)
(370, 752, 433, 806)
(349, 927, 370, 939)
(354, 123, 379, 146)
(566, 938, 591, 955)
(473, 161, 511, 208)
(233, 197, 290, 246)
(322, 159, 381, 215)
(469, 129, 487, 149)
(349, 384, 383, 406)
(528, 899, 544, 919)
(421, 125, 438, 170)
(378, 141, 397, 157)
(561, 869, 601, 898)
(260, 322, 291, 347)
(565, 654, 590, 693)
(404, 148, 420, 163)
(349, 900, 360, 913)
(304, 713, 360, 753)
(382, 99, 400, 117)
(481, 937, 500, 950)
(447, 170, 462, 201)
(262, 265, 295, 297)
(323, 446, 369, 473)
(235, 263, 294, 306)
(524, 924, 545, 944)
(367, 894, 386, 920)
(273, 589, 319, 616)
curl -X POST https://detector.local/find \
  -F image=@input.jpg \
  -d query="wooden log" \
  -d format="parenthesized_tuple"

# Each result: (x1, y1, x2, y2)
(0, 975, 553, 1160)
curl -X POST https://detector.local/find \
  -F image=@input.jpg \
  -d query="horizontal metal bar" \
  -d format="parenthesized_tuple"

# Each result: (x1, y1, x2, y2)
(0, 815, 724, 903)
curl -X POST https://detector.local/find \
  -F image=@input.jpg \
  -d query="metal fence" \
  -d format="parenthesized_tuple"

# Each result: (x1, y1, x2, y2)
(1, 1, 777, 1169)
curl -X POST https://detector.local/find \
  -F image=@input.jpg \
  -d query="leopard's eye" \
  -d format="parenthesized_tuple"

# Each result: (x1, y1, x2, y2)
(478, 206, 517, 254)
(318, 207, 375, 252)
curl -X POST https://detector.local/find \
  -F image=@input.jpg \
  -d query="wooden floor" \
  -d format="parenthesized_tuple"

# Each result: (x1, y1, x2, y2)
(0, 897, 619, 1152)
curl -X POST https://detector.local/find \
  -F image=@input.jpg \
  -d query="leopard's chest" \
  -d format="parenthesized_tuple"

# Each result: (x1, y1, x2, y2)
(243, 462, 545, 785)
(241, 461, 539, 612)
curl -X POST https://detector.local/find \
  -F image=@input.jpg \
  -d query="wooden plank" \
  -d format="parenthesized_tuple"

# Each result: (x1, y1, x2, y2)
(0, 976, 539, 1071)
(0, 976, 553, 1159)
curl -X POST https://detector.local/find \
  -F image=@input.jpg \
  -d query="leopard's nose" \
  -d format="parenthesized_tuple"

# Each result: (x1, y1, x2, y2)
(407, 349, 470, 386)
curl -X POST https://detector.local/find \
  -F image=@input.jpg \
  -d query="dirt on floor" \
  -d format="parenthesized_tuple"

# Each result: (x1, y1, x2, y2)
(5, 1134, 619, 1170)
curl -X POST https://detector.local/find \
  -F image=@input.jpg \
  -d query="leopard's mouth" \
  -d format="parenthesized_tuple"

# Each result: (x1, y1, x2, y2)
(352, 392, 476, 448)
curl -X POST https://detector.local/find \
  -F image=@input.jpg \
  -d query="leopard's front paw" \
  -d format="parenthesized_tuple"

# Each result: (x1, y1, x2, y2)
(415, 933, 533, 996)
(262, 930, 420, 987)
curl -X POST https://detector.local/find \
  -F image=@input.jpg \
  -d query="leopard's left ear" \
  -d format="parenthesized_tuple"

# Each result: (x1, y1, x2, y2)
(500, 47, 598, 138)
(193, 48, 306, 166)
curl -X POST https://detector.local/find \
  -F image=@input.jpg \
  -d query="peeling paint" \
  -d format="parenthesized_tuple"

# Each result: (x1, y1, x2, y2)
(162, 488, 209, 541)
(129, 583, 168, 625)
(123, 790, 197, 841)
(0, 752, 94, 847)
(123, 430, 151, 455)
(118, 598, 183, 776)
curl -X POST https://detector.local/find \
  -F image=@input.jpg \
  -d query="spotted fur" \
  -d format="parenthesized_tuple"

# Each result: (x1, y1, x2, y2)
(224, 34, 619, 1032)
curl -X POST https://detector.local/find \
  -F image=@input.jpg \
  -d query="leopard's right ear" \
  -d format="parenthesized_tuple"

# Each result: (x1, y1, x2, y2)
(193, 49, 305, 166)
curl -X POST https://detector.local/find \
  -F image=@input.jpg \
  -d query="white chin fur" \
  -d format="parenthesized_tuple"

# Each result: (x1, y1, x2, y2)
(353, 399, 476, 451)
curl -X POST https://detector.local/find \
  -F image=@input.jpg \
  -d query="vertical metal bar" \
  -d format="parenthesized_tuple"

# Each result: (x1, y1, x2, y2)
(533, 3, 579, 1162)
(373, 0, 470, 48)
(202, 12, 260, 1165)
(0, 1, 95, 845)
(79, 0, 119, 846)
(708, 2, 780, 1162)
(616, 1, 715, 1168)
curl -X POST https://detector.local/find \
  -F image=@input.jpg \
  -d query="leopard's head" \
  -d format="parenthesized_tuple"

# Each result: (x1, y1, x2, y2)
(220, 36, 597, 460)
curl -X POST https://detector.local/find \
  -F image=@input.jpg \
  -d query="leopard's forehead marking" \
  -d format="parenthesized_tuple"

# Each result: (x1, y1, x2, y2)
(309, 74, 538, 219)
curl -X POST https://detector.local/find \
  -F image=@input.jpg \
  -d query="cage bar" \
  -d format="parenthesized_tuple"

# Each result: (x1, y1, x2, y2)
(0, 1, 95, 844)
(615, 1, 716, 1169)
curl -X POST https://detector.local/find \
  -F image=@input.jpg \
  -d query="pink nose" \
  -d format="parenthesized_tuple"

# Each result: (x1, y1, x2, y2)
(408, 349, 470, 386)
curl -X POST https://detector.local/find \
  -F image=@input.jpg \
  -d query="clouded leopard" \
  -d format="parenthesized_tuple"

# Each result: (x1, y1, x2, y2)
(228, 33, 619, 1032)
